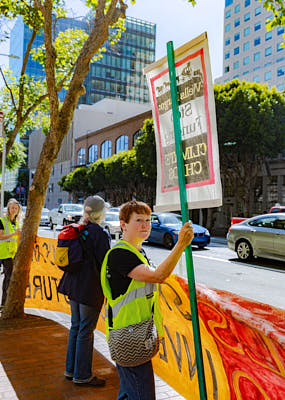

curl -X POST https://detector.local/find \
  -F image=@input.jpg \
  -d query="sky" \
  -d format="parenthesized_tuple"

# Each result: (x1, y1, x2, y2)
(0, 0, 225, 82)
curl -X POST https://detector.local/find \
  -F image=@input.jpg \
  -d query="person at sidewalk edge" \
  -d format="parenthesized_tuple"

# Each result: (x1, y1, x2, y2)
(0, 198, 21, 307)
(58, 195, 111, 387)
(101, 200, 194, 400)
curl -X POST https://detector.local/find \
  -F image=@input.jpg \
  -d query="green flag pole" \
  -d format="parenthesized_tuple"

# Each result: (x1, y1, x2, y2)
(166, 40, 207, 400)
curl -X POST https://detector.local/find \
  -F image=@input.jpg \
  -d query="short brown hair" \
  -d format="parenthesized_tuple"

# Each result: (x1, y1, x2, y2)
(119, 201, 151, 223)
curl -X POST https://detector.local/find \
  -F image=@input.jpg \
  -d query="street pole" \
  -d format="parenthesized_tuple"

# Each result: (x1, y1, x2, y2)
(167, 41, 207, 400)
(0, 110, 5, 217)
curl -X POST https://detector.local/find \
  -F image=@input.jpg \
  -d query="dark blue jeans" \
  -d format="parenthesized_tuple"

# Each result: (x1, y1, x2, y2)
(116, 361, 155, 400)
(65, 300, 100, 383)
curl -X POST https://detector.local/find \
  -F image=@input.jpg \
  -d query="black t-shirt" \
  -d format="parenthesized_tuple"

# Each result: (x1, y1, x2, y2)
(107, 248, 149, 299)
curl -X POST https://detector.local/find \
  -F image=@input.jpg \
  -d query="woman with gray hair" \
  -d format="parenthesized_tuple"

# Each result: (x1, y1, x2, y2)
(58, 195, 111, 387)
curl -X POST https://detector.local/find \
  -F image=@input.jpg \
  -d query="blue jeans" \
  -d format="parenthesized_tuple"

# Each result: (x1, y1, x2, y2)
(116, 361, 155, 400)
(65, 300, 100, 383)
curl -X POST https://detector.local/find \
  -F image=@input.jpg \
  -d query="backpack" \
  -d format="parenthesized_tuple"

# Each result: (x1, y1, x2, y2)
(54, 223, 89, 273)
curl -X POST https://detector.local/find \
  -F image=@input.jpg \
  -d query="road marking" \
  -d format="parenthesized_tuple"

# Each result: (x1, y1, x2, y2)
(193, 253, 285, 273)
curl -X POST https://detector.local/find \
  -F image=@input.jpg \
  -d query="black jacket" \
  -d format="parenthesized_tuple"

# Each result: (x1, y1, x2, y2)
(57, 222, 110, 310)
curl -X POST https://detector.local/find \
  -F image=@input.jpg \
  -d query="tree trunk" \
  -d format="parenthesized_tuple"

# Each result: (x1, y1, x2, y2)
(1, 131, 61, 319)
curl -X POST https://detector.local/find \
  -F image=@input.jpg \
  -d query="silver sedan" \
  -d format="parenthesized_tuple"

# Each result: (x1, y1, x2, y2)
(227, 213, 285, 262)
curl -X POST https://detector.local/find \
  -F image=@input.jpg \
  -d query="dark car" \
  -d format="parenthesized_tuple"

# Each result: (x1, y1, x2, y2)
(148, 212, 210, 249)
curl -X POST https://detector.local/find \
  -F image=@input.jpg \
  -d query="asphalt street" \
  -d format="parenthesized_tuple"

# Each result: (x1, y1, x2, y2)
(37, 226, 285, 310)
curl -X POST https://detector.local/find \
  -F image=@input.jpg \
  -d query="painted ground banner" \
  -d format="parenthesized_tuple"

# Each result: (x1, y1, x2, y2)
(144, 33, 222, 211)
(24, 236, 285, 399)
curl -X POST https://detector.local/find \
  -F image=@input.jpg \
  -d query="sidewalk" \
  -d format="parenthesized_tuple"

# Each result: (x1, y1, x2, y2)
(0, 308, 184, 400)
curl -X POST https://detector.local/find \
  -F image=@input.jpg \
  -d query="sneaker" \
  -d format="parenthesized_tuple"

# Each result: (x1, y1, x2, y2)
(74, 376, 106, 387)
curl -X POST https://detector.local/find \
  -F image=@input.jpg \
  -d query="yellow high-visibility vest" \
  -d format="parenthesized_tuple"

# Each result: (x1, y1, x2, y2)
(0, 216, 19, 259)
(101, 240, 164, 341)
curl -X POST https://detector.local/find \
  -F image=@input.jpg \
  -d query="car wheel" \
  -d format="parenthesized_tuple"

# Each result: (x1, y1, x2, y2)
(198, 245, 206, 249)
(163, 233, 174, 249)
(236, 240, 253, 261)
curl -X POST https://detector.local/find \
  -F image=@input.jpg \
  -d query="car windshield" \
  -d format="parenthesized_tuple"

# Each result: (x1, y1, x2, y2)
(41, 211, 49, 216)
(160, 214, 182, 225)
(105, 213, 119, 221)
(63, 205, 83, 212)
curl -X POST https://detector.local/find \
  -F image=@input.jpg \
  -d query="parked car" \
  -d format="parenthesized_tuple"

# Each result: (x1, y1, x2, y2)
(40, 208, 50, 226)
(269, 205, 285, 213)
(49, 204, 83, 229)
(148, 212, 211, 250)
(227, 213, 285, 262)
(100, 211, 121, 237)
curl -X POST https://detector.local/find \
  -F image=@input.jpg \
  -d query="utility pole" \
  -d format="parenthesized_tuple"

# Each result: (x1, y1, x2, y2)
(0, 110, 5, 217)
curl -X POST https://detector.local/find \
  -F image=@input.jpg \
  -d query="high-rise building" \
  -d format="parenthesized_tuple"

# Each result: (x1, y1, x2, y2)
(10, 15, 156, 104)
(215, 0, 285, 91)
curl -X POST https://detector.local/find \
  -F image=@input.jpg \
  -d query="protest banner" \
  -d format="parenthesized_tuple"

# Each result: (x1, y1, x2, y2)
(25, 236, 285, 399)
(144, 33, 222, 212)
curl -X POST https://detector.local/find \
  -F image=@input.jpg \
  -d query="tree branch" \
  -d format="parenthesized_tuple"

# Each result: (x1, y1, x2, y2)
(18, 30, 36, 113)
(0, 66, 17, 110)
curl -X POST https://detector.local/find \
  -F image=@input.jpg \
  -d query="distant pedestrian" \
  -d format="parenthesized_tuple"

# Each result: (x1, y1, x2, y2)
(58, 195, 111, 387)
(0, 198, 21, 307)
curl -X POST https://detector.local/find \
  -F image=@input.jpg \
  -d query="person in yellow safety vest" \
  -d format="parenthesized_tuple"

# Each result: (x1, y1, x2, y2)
(101, 201, 194, 400)
(0, 198, 21, 307)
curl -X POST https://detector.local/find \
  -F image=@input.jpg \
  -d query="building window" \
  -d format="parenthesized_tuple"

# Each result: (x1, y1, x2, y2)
(116, 135, 129, 153)
(265, 47, 272, 56)
(225, 9, 231, 18)
(253, 75, 260, 82)
(253, 66, 260, 71)
(233, 74, 240, 79)
(243, 56, 250, 65)
(254, 51, 260, 61)
(254, 37, 261, 46)
(243, 71, 249, 75)
(77, 148, 86, 165)
(245, 0, 250, 7)
(265, 31, 272, 41)
(243, 41, 250, 51)
(234, 18, 240, 27)
(235, 4, 240, 13)
(225, 0, 233, 6)
(264, 62, 272, 67)
(277, 43, 284, 52)
(264, 71, 271, 81)
(277, 27, 285, 36)
(225, 23, 231, 32)
(277, 84, 285, 92)
(233, 61, 239, 69)
(244, 27, 250, 37)
(225, 37, 231, 46)
(225, 65, 230, 73)
(101, 140, 112, 159)
(277, 66, 285, 77)
(255, 6, 261, 16)
(234, 47, 240, 55)
(277, 57, 285, 63)
(254, 22, 261, 31)
(234, 33, 240, 41)
(88, 144, 98, 163)
(225, 51, 230, 59)
(244, 12, 250, 22)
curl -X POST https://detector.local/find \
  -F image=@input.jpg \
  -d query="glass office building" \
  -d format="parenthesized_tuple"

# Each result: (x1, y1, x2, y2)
(215, 0, 285, 92)
(10, 15, 156, 104)
(82, 16, 156, 104)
